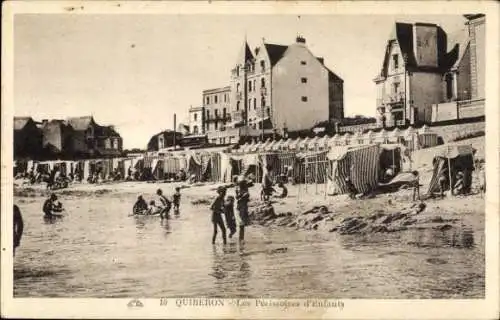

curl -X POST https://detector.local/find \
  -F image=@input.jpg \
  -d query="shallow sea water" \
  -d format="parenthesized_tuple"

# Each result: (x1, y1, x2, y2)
(13, 187, 484, 298)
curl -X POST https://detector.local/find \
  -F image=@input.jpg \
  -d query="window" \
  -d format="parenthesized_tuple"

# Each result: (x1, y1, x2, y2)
(258, 123, 262, 130)
(253, 98, 257, 110)
(206, 110, 210, 119)
(215, 121, 218, 129)
(206, 96, 210, 105)
(214, 95, 218, 103)
(236, 83, 241, 92)
(261, 78, 265, 88)
(260, 60, 265, 72)
(300, 61, 307, 65)
(194, 113, 198, 121)
(301, 77, 308, 83)
(248, 81, 252, 92)
(223, 108, 227, 117)
(236, 101, 240, 111)
(248, 99, 252, 109)
(393, 82, 399, 94)
(193, 125, 199, 134)
(392, 54, 399, 70)
(261, 97, 266, 107)
(253, 80, 256, 90)
(215, 109, 219, 117)
(301, 96, 308, 102)
(236, 66, 240, 77)
(266, 107, 270, 116)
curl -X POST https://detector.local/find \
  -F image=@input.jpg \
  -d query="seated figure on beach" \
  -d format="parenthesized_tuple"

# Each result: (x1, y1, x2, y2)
(275, 182, 288, 198)
(345, 177, 357, 199)
(133, 195, 149, 215)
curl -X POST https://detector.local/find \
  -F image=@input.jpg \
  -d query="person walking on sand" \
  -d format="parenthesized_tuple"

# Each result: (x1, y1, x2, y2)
(42, 193, 63, 218)
(411, 170, 420, 201)
(224, 195, 237, 238)
(236, 179, 250, 243)
(261, 164, 274, 201)
(156, 189, 172, 219)
(210, 186, 227, 245)
(13, 205, 24, 256)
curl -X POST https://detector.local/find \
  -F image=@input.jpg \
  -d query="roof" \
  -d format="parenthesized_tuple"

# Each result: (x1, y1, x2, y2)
(238, 41, 254, 63)
(202, 86, 231, 94)
(14, 117, 32, 130)
(264, 43, 289, 66)
(377, 22, 458, 79)
(66, 116, 94, 131)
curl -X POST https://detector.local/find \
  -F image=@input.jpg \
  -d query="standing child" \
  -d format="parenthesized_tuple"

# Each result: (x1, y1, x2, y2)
(224, 195, 237, 238)
(156, 189, 172, 219)
(236, 179, 250, 242)
(411, 170, 420, 201)
(210, 186, 227, 245)
(173, 187, 181, 215)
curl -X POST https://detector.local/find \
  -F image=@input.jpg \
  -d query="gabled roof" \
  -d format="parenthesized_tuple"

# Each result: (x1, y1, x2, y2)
(263, 43, 289, 66)
(66, 116, 95, 131)
(14, 117, 32, 130)
(237, 41, 254, 64)
(376, 22, 458, 80)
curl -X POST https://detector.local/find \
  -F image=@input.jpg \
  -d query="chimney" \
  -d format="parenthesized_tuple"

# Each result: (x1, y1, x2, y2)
(296, 35, 306, 44)
(413, 23, 438, 68)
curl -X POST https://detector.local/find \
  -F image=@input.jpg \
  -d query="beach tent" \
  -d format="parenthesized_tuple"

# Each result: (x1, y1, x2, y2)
(297, 137, 309, 151)
(426, 144, 475, 196)
(271, 138, 284, 151)
(378, 143, 404, 182)
(364, 130, 375, 145)
(343, 133, 352, 146)
(404, 126, 417, 150)
(296, 150, 328, 184)
(264, 139, 277, 151)
(307, 136, 320, 150)
(375, 129, 389, 144)
(417, 125, 439, 149)
(353, 131, 364, 145)
(326, 144, 380, 196)
(389, 128, 402, 143)
(281, 138, 292, 151)
(289, 138, 300, 151)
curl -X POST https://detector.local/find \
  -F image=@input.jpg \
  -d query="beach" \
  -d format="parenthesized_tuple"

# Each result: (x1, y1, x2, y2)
(13, 137, 485, 298)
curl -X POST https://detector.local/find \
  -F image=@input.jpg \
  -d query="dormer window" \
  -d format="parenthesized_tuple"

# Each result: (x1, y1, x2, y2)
(392, 54, 399, 70)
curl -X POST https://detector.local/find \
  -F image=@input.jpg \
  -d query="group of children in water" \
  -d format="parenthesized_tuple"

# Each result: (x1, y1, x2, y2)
(210, 178, 251, 244)
(133, 187, 182, 219)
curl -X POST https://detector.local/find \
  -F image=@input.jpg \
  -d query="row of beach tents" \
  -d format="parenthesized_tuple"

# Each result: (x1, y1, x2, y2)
(235, 125, 439, 153)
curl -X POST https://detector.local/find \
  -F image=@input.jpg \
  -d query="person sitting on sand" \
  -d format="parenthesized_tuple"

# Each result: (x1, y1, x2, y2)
(42, 193, 63, 218)
(133, 195, 148, 215)
(345, 177, 357, 199)
(224, 195, 237, 238)
(275, 182, 288, 198)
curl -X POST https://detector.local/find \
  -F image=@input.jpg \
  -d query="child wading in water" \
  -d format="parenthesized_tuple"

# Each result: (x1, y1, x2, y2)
(173, 187, 181, 215)
(236, 179, 250, 242)
(224, 195, 237, 238)
(210, 186, 227, 245)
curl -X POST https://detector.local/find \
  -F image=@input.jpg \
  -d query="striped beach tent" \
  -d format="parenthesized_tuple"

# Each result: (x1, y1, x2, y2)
(317, 135, 329, 150)
(264, 139, 277, 151)
(271, 138, 283, 151)
(280, 138, 292, 151)
(418, 125, 439, 149)
(307, 136, 319, 150)
(298, 137, 309, 151)
(326, 144, 380, 196)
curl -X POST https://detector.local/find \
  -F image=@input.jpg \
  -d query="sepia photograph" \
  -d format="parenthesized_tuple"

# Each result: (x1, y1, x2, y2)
(2, 1, 498, 319)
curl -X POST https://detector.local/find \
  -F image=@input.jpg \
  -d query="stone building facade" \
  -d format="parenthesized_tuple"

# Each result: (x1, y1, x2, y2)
(203, 36, 344, 145)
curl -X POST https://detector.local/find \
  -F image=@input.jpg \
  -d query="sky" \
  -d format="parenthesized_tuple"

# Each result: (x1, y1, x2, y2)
(14, 14, 467, 149)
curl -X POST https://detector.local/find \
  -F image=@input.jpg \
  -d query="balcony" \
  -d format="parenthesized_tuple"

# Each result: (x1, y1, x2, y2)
(384, 91, 405, 104)
(260, 87, 267, 96)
